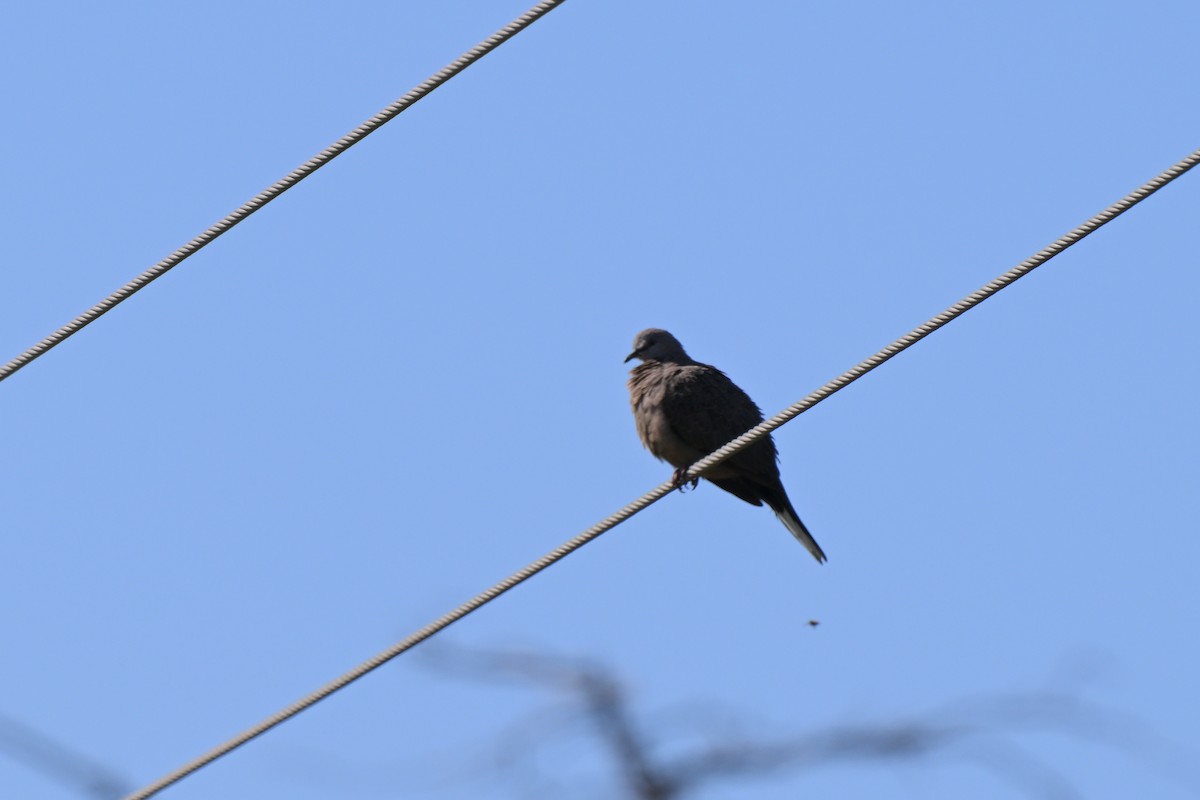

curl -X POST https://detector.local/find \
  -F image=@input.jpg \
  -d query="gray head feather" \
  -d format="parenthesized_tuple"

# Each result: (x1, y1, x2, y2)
(624, 328, 692, 364)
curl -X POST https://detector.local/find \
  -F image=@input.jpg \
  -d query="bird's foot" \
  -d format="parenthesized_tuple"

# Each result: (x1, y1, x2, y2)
(671, 467, 700, 492)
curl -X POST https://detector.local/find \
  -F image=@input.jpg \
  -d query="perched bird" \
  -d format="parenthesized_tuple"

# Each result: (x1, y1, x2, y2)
(625, 328, 826, 563)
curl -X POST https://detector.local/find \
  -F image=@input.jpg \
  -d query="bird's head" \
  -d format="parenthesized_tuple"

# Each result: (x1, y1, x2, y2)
(625, 329, 689, 364)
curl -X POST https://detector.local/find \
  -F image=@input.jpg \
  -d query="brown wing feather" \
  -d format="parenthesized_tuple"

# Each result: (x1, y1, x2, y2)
(660, 364, 780, 481)
(706, 476, 765, 506)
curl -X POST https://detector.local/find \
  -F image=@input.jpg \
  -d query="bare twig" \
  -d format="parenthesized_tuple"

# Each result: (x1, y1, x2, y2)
(425, 647, 1199, 800)
(0, 713, 131, 799)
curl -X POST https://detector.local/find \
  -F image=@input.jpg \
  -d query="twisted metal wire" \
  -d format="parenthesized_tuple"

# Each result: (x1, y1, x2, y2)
(0, 0, 570, 384)
(122, 146, 1200, 799)
(685, 148, 1200, 482)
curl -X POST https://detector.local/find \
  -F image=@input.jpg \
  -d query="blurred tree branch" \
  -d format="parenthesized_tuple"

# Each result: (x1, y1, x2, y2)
(0, 712, 131, 799)
(426, 646, 1197, 800)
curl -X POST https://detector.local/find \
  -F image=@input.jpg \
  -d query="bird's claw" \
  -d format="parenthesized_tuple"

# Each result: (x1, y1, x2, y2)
(671, 467, 700, 493)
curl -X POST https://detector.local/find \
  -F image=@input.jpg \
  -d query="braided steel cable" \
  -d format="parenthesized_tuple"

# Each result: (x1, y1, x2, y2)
(122, 146, 1200, 800)
(0, 0, 570, 383)
(686, 149, 1200, 483)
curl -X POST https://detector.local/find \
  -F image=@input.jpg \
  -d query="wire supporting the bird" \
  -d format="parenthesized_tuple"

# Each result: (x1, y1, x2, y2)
(0, 0, 571, 384)
(121, 147, 1200, 800)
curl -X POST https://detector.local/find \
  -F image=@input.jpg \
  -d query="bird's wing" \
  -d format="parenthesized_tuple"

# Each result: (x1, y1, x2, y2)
(661, 365, 778, 477)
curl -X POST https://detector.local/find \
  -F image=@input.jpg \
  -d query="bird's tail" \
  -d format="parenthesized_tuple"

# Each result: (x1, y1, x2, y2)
(763, 490, 827, 564)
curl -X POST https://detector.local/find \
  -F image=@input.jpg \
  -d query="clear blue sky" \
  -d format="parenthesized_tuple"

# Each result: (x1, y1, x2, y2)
(2, 2, 1198, 798)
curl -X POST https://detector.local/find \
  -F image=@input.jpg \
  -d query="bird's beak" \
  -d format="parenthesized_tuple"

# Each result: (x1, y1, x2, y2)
(624, 351, 637, 363)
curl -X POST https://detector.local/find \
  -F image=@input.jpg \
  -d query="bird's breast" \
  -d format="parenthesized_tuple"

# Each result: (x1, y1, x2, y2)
(631, 401, 700, 470)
